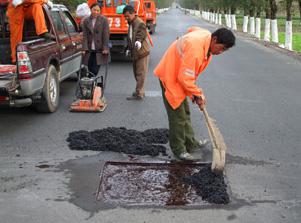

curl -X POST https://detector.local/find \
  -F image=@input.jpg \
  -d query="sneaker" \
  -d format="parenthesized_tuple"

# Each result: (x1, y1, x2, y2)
(176, 152, 195, 161)
(187, 139, 209, 153)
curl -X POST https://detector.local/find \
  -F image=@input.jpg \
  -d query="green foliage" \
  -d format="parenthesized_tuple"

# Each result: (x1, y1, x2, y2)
(53, 0, 85, 11)
(154, 0, 173, 8)
(279, 32, 301, 51)
(231, 14, 301, 51)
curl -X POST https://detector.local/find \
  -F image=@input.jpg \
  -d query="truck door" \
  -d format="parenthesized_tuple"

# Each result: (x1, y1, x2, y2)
(60, 11, 82, 76)
(51, 10, 76, 80)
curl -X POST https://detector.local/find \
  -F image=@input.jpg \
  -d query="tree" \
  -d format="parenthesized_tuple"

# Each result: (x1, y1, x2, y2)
(269, 0, 278, 43)
(154, 0, 173, 8)
(53, 0, 84, 11)
(284, 0, 293, 50)
(270, 0, 277, 19)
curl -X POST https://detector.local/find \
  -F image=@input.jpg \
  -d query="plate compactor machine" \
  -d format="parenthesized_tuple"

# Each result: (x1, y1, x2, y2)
(70, 63, 108, 112)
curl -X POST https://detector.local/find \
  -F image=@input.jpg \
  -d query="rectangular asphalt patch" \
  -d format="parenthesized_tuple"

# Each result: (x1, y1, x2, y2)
(96, 161, 230, 207)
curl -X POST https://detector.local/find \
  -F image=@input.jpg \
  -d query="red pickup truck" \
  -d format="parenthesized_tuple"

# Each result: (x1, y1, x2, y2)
(0, 3, 83, 112)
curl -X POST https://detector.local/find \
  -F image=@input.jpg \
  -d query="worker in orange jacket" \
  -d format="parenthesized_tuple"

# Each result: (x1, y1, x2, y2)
(154, 27, 235, 161)
(7, 0, 54, 63)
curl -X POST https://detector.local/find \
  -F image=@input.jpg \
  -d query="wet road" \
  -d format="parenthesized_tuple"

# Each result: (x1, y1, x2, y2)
(1, 8, 301, 223)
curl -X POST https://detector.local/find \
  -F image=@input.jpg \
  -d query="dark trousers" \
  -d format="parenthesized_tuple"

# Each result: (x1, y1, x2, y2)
(160, 81, 200, 156)
(133, 55, 149, 97)
(88, 52, 100, 76)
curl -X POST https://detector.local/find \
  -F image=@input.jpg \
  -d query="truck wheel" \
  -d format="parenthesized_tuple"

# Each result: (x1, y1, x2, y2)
(34, 65, 60, 113)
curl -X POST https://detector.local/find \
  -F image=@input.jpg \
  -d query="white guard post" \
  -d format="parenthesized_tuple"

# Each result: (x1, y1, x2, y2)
(271, 19, 279, 43)
(243, 16, 248, 33)
(249, 17, 255, 35)
(255, 17, 261, 39)
(264, 19, 271, 41)
(285, 20, 293, 50)
(231, 14, 237, 30)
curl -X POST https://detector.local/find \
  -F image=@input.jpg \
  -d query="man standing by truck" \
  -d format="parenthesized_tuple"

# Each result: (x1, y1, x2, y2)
(154, 27, 235, 161)
(123, 5, 150, 100)
(6, 0, 54, 63)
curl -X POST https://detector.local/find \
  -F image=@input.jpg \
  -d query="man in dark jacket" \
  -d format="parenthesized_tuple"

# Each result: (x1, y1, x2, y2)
(123, 5, 150, 100)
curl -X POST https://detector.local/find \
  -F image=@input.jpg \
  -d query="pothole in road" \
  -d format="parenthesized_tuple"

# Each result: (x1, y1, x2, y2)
(66, 127, 169, 157)
(58, 154, 237, 214)
(97, 161, 230, 206)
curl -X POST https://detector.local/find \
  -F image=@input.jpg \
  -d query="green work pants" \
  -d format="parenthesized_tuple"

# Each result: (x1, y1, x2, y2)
(160, 81, 199, 156)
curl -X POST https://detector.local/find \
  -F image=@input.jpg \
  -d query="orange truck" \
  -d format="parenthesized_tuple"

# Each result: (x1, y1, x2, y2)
(144, 0, 156, 34)
(87, 0, 147, 54)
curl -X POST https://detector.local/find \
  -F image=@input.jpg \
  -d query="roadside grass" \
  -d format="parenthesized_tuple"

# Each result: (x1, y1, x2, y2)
(222, 15, 301, 52)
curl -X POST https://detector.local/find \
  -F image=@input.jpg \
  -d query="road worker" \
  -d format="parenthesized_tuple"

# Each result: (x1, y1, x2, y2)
(6, 0, 54, 63)
(123, 5, 150, 100)
(154, 27, 235, 161)
(82, 3, 110, 75)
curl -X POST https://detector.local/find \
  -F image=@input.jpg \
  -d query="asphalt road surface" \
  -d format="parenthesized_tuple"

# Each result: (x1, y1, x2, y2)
(1, 8, 301, 223)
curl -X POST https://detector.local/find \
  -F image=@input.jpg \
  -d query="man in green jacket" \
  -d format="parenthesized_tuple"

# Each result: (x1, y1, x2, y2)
(123, 5, 150, 100)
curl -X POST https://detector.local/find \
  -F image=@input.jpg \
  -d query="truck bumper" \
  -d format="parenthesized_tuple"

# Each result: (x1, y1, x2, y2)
(19, 71, 46, 96)
(110, 35, 128, 53)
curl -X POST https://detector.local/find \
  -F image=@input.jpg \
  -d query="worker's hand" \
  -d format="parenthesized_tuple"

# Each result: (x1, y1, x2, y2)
(102, 49, 109, 55)
(135, 41, 142, 50)
(125, 49, 130, 57)
(192, 95, 206, 111)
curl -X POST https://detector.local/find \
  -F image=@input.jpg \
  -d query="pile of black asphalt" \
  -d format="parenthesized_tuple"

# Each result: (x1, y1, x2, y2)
(67, 127, 169, 157)
(182, 164, 230, 204)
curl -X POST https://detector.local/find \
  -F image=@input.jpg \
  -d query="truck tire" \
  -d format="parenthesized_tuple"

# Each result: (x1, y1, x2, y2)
(34, 65, 60, 113)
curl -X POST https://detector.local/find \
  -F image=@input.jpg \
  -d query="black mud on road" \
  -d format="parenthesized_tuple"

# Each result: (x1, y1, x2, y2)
(183, 164, 230, 204)
(67, 127, 169, 156)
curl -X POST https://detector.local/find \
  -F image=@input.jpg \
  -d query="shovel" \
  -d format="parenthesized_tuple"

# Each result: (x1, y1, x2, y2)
(202, 107, 227, 173)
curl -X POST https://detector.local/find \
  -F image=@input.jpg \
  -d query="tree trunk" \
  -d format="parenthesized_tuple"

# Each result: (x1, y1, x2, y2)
(264, 0, 271, 41)
(243, 6, 249, 33)
(265, 0, 271, 19)
(244, 6, 249, 16)
(270, 0, 277, 20)
(249, 1, 256, 35)
(230, 5, 237, 30)
(286, 0, 293, 21)
(231, 6, 236, 15)
(285, 0, 293, 50)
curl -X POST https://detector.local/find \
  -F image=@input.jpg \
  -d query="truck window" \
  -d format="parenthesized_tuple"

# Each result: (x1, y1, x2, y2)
(145, 2, 151, 8)
(129, 0, 137, 9)
(61, 11, 77, 34)
(113, 0, 125, 6)
(51, 11, 68, 39)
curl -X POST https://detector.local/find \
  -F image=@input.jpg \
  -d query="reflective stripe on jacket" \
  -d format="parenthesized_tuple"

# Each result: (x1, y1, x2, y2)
(154, 27, 212, 109)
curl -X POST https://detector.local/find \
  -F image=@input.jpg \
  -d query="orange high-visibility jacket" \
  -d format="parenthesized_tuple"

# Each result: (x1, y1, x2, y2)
(154, 27, 212, 109)
(7, 0, 48, 62)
